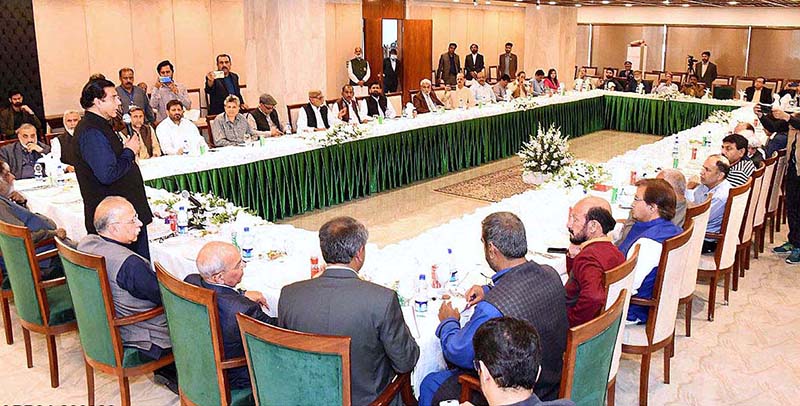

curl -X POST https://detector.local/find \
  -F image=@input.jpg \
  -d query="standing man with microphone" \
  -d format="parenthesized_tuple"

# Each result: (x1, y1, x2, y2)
(73, 79, 153, 259)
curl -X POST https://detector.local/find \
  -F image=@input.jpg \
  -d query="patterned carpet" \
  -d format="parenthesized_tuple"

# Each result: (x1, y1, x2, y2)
(434, 165, 534, 202)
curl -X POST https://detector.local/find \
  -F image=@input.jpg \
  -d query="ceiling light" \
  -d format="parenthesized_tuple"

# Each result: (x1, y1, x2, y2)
(662, 0, 670, 4)
(549, 1, 557, 4)
(575, 3, 582, 6)
(601, 0, 611, 4)
(514, 2, 520, 5)
(727, 1, 738, 4)
(681, 3, 690, 6)
(485, 0, 491, 3)
(453, 0, 459, 2)
(624, 3, 633, 6)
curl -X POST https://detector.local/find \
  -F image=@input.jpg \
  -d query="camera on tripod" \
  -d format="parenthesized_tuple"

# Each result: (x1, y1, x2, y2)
(687, 55, 698, 71)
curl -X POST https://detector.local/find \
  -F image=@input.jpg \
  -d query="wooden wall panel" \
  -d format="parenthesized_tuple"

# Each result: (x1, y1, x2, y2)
(402, 19, 432, 97)
(576, 24, 589, 69)
(590, 25, 663, 72)
(665, 26, 747, 76)
(324, 2, 362, 97)
(362, 0, 404, 20)
(749, 28, 800, 80)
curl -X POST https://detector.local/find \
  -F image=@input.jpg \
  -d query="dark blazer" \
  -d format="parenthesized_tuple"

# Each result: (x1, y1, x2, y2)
(382, 58, 401, 93)
(0, 107, 42, 139)
(602, 78, 623, 91)
(745, 86, 774, 104)
(0, 141, 50, 179)
(278, 267, 420, 406)
(694, 61, 718, 88)
(205, 71, 243, 116)
(617, 69, 634, 82)
(412, 91, 445, 114)
(183, 274, 276, 389)
(464, 53, 485, 80)
(625, 79, 652, 94)
(436, 52, 461, 86)
(498, 53, 518, 78)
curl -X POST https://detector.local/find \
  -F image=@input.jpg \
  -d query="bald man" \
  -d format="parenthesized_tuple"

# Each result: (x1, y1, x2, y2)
(76, 196, 176, 392)
(184, 241, 276, 390)
(564, 196, 625, 327)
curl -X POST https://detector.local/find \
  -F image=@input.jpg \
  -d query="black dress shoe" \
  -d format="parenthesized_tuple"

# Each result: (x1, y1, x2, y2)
(154, 367, 179, 395)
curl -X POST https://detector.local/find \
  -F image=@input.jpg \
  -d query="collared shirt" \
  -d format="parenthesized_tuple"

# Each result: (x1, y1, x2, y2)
(211, 113, 253, 147)
(653, 82, 679, 94)
(688, 179, 732, 235)
(422, 92, 438, 113)
(701, 62, 709, 77)
(149, 80, 192, 123)
(100, 235, 162, 305)
(331, 99, 362, 124)
(155, 118, 208, 155)
(503, 54, 511, 75)
(532, 79, 546, 96)
(753, 88, 763, 103)
(359, 96, 397, 119)
(50, 130, 73, 166)
(727, 158, 755, 187)
(444, 87, 476, 109)
(471, 82, 497, 103)
(116, 85, 155, 123)
(296, 104, 328, 132)
(493, 82, 508, 100)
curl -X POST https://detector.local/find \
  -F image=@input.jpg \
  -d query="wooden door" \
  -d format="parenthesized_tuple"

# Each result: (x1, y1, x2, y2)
(401, 19, 432, 104)
(364, 18, 383, 88)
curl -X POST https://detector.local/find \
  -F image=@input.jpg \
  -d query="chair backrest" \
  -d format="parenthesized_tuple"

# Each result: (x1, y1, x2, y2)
(644, 72, 660, 82)
(681, 198, 712, 300)
(734, 77, 755, 96)
(155, 263, 230, 406)
(583, 66, 598, 76)
(764, 78, 782, 93)
(387, 92, 403, 116)
(488, 65, 498, 82)
(648, 224, 694, 344)
(0, 220, 49, 327)
(767, 149, 788, 213)
(433, 87, 447, 102)
(559, 289, 626, 404)
(714, 179, 752, 270)
(754, 155, 779, 227)
(671, 71, 687, 85)
(740, 163, 766, 244)
(187, 88, 204, 115)
(601, 245, 638, 384)
(56, 239, 122, 368)
(712, 85, 735, 100)
(237, 313, 351, 406)
(713, 76, 733, 87)
(286, 103, 306, 130)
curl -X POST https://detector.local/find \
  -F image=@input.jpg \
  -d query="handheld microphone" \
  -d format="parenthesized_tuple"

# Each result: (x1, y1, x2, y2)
(122, 113, 134, 137)
(181, 190, 203, 209)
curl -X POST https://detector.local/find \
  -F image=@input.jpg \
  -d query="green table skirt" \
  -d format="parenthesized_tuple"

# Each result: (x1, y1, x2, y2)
(146, 95, 737, 222)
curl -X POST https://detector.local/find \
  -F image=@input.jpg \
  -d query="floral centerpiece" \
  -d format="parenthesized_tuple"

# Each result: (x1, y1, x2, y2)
(512, 95, 540, 110)
(553, 160, 610, 192)
(705, 109, 734, 125)
(517, 124, 572, 185)
(653, 89, 695, 101)
(308, 123, 368, 147)
(150, 191, 252, 229)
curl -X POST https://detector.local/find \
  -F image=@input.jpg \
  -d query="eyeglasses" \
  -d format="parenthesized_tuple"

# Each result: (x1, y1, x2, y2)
(112, 213, 139, 225)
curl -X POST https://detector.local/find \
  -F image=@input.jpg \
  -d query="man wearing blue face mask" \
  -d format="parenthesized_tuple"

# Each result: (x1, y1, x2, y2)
(383, 49, 401, 93)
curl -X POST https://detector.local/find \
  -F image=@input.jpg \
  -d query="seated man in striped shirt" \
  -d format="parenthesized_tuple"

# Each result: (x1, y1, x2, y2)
(721, 133, 756, 187)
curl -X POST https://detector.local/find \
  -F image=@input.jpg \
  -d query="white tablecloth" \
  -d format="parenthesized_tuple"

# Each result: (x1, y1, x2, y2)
(16, 94, 753, 395)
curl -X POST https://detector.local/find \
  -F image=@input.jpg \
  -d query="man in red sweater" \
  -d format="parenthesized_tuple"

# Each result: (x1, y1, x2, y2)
(565, 196, 625, 327)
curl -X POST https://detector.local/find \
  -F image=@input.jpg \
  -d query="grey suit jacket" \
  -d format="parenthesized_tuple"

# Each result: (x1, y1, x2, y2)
(0, 141, 50, 179)
(278, 266, 419, 406)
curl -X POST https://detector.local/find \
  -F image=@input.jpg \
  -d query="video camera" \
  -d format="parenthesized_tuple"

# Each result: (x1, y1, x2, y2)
(687, 55, 698, 71)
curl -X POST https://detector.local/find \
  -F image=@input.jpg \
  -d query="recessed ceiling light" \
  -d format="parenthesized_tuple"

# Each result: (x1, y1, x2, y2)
(601, 0, 610, 4)
(727, 1, 738, 4)
(575, 3, 582, 6)
(514, 2, 520, 5)
(485, 0, 491, 3)
(452, 0, 459, 2)
(624, 3, 633, 6)
(681, 3, 690, 6)
(549, 1, 557, 4)
(662, 0, 670, 4)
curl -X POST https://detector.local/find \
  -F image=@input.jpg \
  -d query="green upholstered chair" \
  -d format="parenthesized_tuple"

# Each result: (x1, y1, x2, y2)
(236, 313, 417, 406)
(0, 220, 76, 388)
(558, 289, 627, 406)
(155, 262, 254, 406)
(56, 238, 175, 406)
(712, 85, 735, 100)
(1, 236, 58, 345)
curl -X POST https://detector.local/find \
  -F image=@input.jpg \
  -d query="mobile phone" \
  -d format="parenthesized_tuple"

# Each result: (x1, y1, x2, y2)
(159, 76, 172, 84)
(212, 70, 225, 79)
(546, 247, 568, 254)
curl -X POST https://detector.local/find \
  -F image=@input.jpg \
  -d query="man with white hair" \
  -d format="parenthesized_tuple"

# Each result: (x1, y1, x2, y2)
(296, 90, 332, 132)
(184, 241, 275, 390)
(210, 95, 254, 146)
(77, 196, 177, 392)
(412, 79, 444, 114)
(50, 109, 81, 170)
(0, 123, 50, 179)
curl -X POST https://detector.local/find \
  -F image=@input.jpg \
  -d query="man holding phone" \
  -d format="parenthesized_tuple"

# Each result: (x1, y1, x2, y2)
(149, 60, 191, 124)
(205, 54, 245, 116)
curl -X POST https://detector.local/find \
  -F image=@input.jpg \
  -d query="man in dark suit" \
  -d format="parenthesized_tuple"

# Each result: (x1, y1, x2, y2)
(0, 90, 42, 140)
(464, 43, 485, 82)
(383, 49, 401, 93)
(418, 212, 568, 406)
(601, 68, 623, 92)
(412, 79, 445, 114)
(205, 54, 245, 116)
(694, 51, 718, 89)
(0, 124, 50, 179)
(625, 70, 652, 94)
(278, 217, 419, 406)
(436, 43, 461, 86)
(185, 241, 276, 390)
(498, 42, 518, 79)
(745, 77, 774, 104)
(617, 60, 634, 83)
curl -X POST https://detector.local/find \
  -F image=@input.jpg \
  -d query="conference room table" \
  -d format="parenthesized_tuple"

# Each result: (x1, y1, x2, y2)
(17, 91, 751, 396)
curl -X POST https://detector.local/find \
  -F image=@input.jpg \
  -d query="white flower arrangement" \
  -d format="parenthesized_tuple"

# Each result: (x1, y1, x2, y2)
(151, 192, 250, 228)
(552, 160, 610, 191)
(653, 89, 695, 101)
(705, 109, 734, 125)
(313, 123, 368, 147)
(517, 124, 572, 176)
(512, 96, 540, 110)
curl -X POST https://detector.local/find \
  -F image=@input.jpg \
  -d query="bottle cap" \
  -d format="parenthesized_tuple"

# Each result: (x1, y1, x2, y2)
(310, 256, 319, 264)
(244, 226, 250, 232)
(419, 274, 426, 280)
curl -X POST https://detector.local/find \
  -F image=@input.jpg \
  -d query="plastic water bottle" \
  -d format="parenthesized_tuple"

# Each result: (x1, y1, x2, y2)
(414, 274, 429, 315)
(176, 206, 188, 235)
(34, 162, 44, 182)
(310, 256, 321, 278)
(284, 123, 292, 135)
(240, 226, 254, 261)
(446, 248, 460, 294)
(182, 139, 190, 155)
(55, 164, 65, 186)
(672, 138, 680, 169)
(458, 98, 465, 110)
